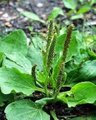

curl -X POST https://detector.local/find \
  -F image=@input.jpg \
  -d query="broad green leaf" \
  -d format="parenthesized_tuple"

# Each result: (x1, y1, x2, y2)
(58, 82, 96, 107)
(3, 53, 32, 74)
(71, 14, 83, 20)
(0, 67, 37, 95)
(65, 51, 88, 85)
(77, 5, 91, 14)
(5, 99, 50, 120)
(27, 36, 45, 71)
(67, 31, 82, 61)
(27, 45, 43, 70)
(3, 58, 30, 73)
(48, 7, 64, 20)
(55, 29, 87, 85)
(31, 36, 46, 50)
(0, 30, 27, 55)
(20, 10, 45, 23)
(71, 114, 96, 120)
(75, 60, 96, 82)
(55, 30, 83, 62)
(37, 71, 47, 84)
(62, 0, 77, 10)
(0, 30, 32, 74)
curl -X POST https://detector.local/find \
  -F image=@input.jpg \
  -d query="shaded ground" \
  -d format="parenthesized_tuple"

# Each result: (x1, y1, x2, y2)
(0, 101, 96, 120)
(45, 103, 96, 120)
(0, 0, 64, 36)
(0, 0, 96, 36)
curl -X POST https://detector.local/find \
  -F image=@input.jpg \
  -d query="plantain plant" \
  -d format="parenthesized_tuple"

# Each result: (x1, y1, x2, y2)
(0, 21, 96, 120)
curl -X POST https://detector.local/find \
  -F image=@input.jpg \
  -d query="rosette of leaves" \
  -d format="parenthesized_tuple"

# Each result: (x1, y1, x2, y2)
(0, 22, 96, 120)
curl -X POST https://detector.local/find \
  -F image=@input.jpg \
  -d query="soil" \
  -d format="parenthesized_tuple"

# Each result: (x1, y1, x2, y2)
(1, 100, 96, 120)
(0, 0, 96, 120)
(0, 0, 96, 36)
(0, 107, 6, 120)
(45, 103, 96, 120)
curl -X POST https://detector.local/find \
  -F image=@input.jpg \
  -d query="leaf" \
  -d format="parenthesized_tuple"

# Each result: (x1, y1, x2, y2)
(62, 0, 77, 10)
(3, 53, 32, 74)
(31, 36, 46, 50)
(37, 71, 47, 84)
(90, 0, 96, 5)
(36, 97, 54, 107)
(0, 30, 32, 74)
(5, 99, 50, 120)
(3, 58, 30, 74)
(65, 51, 88, 85)
(71, 14, 83, 20)
(77, 5, 91, 14)
(20, 10, 45, 23)
(0, 30, 27, 55)
(27, 45, 43, 71)
(79, 0, 84, 3)
(0, 52, 4, 67)
(76, 60, 96, 82)
(64, 33, 88, 85)
(58, 82, 96, 107)
(27, 36, 45, 71)
(0, 67, 37, 95)
(48, 7, 64, 20)
(55, 30, 83, 62)
(71, 114, 96, 120)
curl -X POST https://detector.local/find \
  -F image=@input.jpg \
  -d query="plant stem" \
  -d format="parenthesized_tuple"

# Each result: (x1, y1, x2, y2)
(50, 110, 58, 120)
(63, 24, 74, 61)
(54, 24, 74, 98)
(46, 20, 54, 51)
(43, 22, 57, 96)
(47, 33, 56, 72)
(31, 64, 37, 85)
